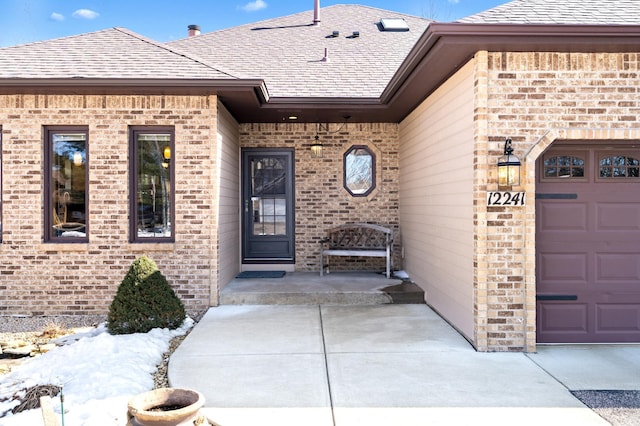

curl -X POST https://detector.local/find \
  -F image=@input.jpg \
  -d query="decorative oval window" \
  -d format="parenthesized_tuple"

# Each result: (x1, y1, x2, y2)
(344, 145, 375, 196)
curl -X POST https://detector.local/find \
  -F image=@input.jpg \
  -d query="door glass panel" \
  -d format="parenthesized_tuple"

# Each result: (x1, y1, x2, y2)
(251, 156, 287, 236)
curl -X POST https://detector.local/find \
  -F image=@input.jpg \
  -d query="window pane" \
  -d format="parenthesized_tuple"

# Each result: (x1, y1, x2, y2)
(134, 132, 173, 240)
(250, 156, 287, 236)
(344, 146, 375, 196)
(599, 155, 640, 179)
(543, 155, 585, 179)
(50, 132, 87, 240)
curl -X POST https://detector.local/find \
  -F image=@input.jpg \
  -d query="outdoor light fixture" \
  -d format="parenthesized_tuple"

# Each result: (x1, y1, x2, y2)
(311, 134, 323, 158)
(497, 138, 520, 187)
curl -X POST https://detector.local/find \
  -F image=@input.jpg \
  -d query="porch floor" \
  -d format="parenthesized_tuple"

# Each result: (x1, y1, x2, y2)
(220, 272, 425, 305)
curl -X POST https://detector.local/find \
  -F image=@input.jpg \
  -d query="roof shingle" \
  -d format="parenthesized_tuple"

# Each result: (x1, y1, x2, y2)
(458, 0, 640, 24)
(0, 27, 234, 80)
(167, 5, 431, 98)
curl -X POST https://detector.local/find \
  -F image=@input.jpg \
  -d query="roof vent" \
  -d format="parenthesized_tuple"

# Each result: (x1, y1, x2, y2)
(379, 18, 409, 32)
(313, 0, 320, 25)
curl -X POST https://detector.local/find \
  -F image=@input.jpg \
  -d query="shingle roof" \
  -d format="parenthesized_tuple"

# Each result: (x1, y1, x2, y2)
(167, 5, 431, 98)
(458, 0, 640, 24)
(0, 27, 234, 80)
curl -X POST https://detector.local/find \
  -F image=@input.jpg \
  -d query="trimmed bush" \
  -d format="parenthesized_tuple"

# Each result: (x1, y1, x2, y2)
(107, 255, 186, 335)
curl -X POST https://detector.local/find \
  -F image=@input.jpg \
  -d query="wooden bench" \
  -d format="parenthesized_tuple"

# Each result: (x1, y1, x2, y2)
(319, 223, 393, 278)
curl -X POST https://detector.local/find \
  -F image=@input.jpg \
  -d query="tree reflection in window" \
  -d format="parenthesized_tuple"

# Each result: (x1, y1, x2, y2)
(251, 156, 287, 236)
(543, 155, 585, 178)
(45, 128, 88, 242)
(131, 129, 174, 241)
(344, 145, 375, 196)
(600, 155, 640, 178)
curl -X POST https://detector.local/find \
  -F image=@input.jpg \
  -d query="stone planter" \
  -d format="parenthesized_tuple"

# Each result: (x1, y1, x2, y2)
(127, 388, 205, 426)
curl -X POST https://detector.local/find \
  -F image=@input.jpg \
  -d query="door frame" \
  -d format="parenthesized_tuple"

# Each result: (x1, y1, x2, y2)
(241, 148, 295, 263)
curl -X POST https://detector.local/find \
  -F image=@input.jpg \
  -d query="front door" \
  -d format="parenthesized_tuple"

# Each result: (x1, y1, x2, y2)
(241, 149, 295, 262)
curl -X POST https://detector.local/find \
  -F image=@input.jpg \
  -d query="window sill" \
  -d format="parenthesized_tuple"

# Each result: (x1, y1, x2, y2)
(129, 243, 176, 252)
(40, 243, 89, 252)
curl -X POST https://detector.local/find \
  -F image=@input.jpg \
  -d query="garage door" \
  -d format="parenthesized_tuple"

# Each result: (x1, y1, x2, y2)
(536, 144, 640, 343)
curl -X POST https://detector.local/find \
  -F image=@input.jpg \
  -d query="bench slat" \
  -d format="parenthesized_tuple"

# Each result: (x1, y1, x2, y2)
(320, 223, 393, 278)
(323, 249, 387, 257)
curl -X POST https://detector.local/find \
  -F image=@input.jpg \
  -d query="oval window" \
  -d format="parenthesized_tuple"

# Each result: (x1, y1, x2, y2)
(344, 145, 375, 196)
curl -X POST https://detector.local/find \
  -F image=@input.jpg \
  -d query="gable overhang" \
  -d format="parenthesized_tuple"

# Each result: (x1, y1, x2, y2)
(234, 23, 640, 123)
(382, 23, 640, 123)
(1, 23, 639, 124)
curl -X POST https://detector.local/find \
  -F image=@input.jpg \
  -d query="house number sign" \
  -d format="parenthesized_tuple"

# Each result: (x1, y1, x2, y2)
(487, 191, 526, 206)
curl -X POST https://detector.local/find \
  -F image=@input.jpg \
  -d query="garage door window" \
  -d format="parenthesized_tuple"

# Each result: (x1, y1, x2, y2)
(599, 154, 640, 179)
(542, 154, 586, 179)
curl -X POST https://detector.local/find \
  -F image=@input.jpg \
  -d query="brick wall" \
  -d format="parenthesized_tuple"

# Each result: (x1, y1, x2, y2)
(475, 51, 640, 351)
(239, 122, 401, 272)
(0, 94, 218, 317)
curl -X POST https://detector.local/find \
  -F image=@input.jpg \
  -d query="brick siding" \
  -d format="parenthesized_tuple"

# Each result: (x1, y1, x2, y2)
(239, 122, 401, 272)
(0, 94, 218, 317)
(475, 52, 640, 351)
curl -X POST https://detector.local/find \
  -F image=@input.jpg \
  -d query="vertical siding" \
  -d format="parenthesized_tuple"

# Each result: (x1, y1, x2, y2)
(399, 61, 475, 340)
(216, 102, 240, 295)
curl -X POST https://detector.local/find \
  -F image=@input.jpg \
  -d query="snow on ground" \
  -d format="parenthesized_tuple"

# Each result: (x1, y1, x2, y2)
(0, 318, 193, 426)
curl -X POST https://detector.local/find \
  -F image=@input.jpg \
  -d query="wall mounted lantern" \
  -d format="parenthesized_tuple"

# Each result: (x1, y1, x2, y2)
(311, 134, 323, 158)
(497, 138, 520, 187)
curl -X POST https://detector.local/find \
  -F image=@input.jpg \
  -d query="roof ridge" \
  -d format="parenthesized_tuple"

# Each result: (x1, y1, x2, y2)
(457, 0, 640, 24)
(327, 3, 433, 21)
(113, 27, 239, 79)
(169, 3, 431, 42)
(0, 27, 115, 50)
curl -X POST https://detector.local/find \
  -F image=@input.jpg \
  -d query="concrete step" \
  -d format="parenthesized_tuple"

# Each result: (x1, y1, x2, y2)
(220, 272, 425, 306)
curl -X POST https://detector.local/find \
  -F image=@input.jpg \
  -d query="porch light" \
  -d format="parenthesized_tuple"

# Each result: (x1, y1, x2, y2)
(311, 134, 323, 158)
(498, 138, 520, 187)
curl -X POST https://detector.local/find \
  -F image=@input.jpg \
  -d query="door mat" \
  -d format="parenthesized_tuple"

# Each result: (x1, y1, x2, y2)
(236, 271, 286, 279)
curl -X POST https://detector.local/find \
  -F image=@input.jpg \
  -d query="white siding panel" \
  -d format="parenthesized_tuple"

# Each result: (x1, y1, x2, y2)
(216, 102, 240, 291)
(399, 60, 475, 340)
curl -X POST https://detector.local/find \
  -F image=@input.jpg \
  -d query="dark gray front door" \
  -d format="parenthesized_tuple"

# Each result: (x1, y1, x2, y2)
(536, 144, 640, 343)
(242, 149, 295, 262)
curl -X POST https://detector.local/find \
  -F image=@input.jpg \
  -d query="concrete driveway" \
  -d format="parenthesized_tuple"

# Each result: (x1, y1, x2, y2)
(168, 304, 640, 426)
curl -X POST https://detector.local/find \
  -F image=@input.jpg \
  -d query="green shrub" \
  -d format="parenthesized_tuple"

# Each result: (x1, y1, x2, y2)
(107, 255, 186, 335)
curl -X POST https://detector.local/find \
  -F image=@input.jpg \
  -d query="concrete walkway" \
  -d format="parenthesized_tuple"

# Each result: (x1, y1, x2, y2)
(168, 304, 640, 426)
